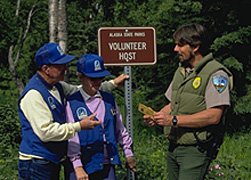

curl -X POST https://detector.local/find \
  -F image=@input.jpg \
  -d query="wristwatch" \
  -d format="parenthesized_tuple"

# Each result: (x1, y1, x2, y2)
(172, 116, 178, 127)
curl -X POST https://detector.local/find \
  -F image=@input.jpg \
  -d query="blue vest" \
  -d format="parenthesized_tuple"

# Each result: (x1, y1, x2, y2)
(67, 90, 121, 174)
(18, 73, 67, 164)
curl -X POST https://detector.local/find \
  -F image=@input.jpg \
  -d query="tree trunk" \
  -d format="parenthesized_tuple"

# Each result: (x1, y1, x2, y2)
(48, 0, 58, 42)
(8, 46, 24, 93)
(58, 0, 67, 52)
(8, 0, 24, 93)
(48, 0, 68, 50)
(8, 0, 35, 94)
(57, 0, 70, 81)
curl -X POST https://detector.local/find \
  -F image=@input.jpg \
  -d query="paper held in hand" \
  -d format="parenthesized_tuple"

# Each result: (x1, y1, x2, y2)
(138, 103, 156, 116)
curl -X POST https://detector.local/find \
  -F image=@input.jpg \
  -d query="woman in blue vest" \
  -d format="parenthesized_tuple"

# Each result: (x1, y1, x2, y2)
(67, 54, 136, 180)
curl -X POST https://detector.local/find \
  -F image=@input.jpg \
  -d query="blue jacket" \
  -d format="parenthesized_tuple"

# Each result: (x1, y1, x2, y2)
(18, 73, 67, 164)
(67, 90, 121, 174)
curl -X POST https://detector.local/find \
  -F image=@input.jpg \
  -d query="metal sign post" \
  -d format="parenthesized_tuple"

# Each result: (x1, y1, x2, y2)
(124, 66, 135, 180)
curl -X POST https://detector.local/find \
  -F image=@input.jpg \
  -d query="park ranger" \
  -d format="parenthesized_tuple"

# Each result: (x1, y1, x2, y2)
(144, 23, 233, 180)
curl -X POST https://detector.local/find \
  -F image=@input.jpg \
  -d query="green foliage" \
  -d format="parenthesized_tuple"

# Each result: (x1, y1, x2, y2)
(0, 0, 48, 101)
(15, 1, 48, 82)
(0, 66, 20, 105)
(0, 1, 18, 64)
(0, 148, 19, 180)
(210, 26, 251, 126)
(211, 26, 251, 52)
(0, 104, 20, 150)
(222, 56, 243, 72)
(206, 131, 251, 179)
(116, 134, 168, 180)
(117, 126, 251, 180)
(0, 104, 20, 179)
(0, 0, 251, 179)
(65, 0, 251, 131)
(234, 87, 251, 114)
(134, 135, 168, 180)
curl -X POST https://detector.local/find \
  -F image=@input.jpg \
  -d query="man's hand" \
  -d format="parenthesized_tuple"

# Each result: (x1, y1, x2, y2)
(79, 113, 101, 130)
(75, 166, 89, 180)
(113, 74, 129, 87)
(143, 114, 156, 126)
(153, 112, 172, 127)
(126, 156, 136, 172)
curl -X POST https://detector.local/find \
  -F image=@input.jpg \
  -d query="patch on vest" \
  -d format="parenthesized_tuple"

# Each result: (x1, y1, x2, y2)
(192, 76, 201, 89)
(48, 96, 56, 109)
(212, 75, 228, 93)
(110, 108, 116, 116)
(76, 107, 88, 119)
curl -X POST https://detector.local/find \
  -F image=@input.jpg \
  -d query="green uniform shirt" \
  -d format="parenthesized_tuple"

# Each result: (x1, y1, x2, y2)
(166, 53, 233, 144)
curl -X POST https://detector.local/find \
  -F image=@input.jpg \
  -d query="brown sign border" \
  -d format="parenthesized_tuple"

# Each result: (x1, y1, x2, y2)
(98, 27, 157, 66)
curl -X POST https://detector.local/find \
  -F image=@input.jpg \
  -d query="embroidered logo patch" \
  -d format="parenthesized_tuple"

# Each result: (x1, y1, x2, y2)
(56, 45, 64, 55)
(192, 76, 201, 89)
(212, 75, 228, 93)
(110, 108, 116, 116)
(94, 60, 102, 71)
(76, 107, 88, 120)
(48, 96, 56, 109)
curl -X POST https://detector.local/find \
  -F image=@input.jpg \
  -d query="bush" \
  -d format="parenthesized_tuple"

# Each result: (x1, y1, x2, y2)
(0, 148, 19, 180)
(134, 134, 168, 180)
(0, 104, 20, 150)
(0, 103, 20, 179)
(116, 133, 168, 180)
(206, 130, 251, 179)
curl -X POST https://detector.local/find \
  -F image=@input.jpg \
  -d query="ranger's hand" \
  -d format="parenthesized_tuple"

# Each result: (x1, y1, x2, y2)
(126, 156, 137, 172)
(154, 112, 172, 127)
(79, 113, 101, 130)
(143, 114, 156, 126)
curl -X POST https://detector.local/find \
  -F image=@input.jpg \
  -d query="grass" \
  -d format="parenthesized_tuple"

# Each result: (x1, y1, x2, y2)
(206, 131, 251, 179)
(0, 130, 250, 179)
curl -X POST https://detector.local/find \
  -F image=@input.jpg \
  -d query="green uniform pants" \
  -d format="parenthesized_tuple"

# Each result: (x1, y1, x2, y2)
(167, 144, 211, 180)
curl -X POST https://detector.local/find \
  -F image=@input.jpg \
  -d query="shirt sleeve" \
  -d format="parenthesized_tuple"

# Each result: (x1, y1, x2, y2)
(60, 80, 116, 97)
(66, 102, 83, 168)
(165, 81, 173, 102)
(205, 70, 231, 109)
(60, 81, 81, 97)
(115, 103, 134, 157)
(20, 90, 81, 142)
(99, 80, 116, 92)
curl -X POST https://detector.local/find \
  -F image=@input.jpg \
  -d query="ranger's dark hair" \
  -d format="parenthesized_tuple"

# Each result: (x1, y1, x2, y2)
(173, 23, 209, 55)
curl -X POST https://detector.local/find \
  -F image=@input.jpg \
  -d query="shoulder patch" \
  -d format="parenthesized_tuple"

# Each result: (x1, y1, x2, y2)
(212, 75, 228, 93)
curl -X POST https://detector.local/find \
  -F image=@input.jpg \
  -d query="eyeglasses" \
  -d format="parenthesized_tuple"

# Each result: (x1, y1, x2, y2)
(89, 77, 104, 81)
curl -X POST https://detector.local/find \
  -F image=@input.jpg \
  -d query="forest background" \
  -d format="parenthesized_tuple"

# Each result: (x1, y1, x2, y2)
(0, 0, 250, 179)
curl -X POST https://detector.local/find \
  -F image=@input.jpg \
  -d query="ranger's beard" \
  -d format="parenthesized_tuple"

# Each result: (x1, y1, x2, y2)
(179, 51, 195, 68)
